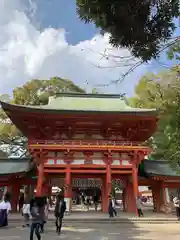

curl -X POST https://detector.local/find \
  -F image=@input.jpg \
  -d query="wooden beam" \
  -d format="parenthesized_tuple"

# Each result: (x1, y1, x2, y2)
(44, 164, 106, 169)
(44, 169, 106, 173)
(29, 144, 150, 152)
(111, 170, 132, 174)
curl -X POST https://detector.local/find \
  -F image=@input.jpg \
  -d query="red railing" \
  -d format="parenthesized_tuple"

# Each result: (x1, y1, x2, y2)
(29, 139, 143, 146)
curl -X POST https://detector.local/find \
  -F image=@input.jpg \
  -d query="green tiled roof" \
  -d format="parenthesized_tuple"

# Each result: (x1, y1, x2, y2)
(142, 160, 180, 177)
(0, 93, 157, 115)
(0, 158, 32, 175)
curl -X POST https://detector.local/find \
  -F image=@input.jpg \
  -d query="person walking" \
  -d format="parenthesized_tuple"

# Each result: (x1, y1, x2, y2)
(54, 194, 66, 235)
(44, 197, 49, 224)
(85, 195, 90, 211)
(29, 198, 41, 240)
(93, 195, 99, 212)
(0, 193, 11, 227)
(136, 196, 144, 217)
(112, 197, 117, 216)
(108, 196, 114, 218)
(173, 196, 180, 220)
(22, 199, 31, 227)
(81, 193, 86, 210)
(19, 193, 24, 213)
(39, 203, 45, 233)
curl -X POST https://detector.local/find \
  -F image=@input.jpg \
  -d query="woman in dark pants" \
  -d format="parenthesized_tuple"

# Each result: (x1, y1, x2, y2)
(0, 192, 11, 227)
(54, 194, 66, 235)
(30, 199, 41, 240)
(108, 196, 114, 217)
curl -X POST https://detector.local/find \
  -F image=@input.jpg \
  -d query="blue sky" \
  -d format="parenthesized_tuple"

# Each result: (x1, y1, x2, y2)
(0, 0, 179, 96)
(31, 0, 180, 75)
(32, 0, 99, 44)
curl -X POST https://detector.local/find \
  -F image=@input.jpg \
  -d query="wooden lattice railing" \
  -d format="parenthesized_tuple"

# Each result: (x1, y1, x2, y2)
(29, 139, 143, 146)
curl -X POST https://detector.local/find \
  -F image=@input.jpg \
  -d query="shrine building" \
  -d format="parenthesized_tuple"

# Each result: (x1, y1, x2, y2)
(0, 93, 159, 213)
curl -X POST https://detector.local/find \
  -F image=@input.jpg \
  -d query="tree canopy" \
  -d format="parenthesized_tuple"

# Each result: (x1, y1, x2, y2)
(76, 0, 179, 61)
(0, 77, 85, 157)
(167, 41, 180, 61)
(129, 65, 180, 167)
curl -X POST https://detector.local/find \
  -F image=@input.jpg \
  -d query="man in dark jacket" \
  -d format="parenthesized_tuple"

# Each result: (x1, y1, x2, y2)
(54, 194, 66, 235)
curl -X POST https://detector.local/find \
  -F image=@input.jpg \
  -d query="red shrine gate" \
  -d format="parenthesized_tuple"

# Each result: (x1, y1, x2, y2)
(0, 93, 158, 214)
(29, 143, 150, 212)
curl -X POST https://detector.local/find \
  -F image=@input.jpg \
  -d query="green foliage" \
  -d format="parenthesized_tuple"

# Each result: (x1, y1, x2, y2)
(76, 0, 179, 61)
(129, 66, 180, 166)
(167, 41, 180, 61)
(0, 77, 85, 156)
(12, 77, 85, 105)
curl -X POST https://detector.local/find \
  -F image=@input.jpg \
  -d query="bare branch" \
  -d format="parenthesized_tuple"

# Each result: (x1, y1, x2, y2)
(83, 36, 180, 88)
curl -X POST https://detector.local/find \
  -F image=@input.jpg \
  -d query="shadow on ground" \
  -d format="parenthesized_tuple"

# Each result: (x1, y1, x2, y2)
(43, 220, 151, 240)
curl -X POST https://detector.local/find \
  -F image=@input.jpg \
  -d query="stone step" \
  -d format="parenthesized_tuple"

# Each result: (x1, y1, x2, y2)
(9, 218, 180, 224)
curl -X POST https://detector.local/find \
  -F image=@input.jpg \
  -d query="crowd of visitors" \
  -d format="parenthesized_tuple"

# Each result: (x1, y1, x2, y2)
(0, 191, 66, 239)
(2, 189, 180, 239)
(80, 193, 99, 211)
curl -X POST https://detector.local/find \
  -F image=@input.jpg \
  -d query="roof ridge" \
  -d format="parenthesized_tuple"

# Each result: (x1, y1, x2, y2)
(54, 93, 125, 98)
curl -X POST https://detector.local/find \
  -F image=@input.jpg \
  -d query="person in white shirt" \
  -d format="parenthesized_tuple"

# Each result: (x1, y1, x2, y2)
(173, 196, 180, 220)
(112, 197, 117, 216)
(22, 200, 31, 227)
(0, 193, 11, 227)
(136, 196, 144, 217)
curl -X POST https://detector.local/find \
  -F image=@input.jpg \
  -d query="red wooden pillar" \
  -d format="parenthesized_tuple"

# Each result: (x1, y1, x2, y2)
(162, 185, 167, 205)
(122, 188, 126, 212)
(152, 180, 164, 212)
(36, 162, 44, 196)
(132, 163, 139, 215)
(11, 184, 20, 212)
(106, 164, 112, 197)
(7, 186, 12, 193)
(125, 181, 135, 212)
(103, 164, 111, 213)
(64, 167, 72, 212)
(43, 177, 52, 197)
(101, 177, 106, 212)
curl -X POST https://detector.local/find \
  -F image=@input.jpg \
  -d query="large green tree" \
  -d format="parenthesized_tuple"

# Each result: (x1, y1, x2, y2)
(129, 65, 180, 166)
(76, 0, 179, 61)
(0, 77, 85, 157)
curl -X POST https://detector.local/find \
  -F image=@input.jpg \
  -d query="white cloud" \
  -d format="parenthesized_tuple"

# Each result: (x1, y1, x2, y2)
(0, 0, 148, 96)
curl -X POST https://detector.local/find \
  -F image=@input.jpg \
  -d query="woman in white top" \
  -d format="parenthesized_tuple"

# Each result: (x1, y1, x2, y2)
(136, 196, 144, 217)
(22, 200, 31, 227)
(0, 194, 12, 227)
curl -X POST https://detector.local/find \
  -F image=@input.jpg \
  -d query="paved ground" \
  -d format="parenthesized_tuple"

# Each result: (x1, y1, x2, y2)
(1, 223, 180, 240)
(9, 210, 177, 221)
